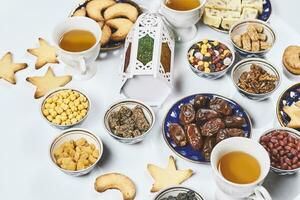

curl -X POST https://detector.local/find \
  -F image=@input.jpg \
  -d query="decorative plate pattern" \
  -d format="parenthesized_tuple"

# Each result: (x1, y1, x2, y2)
(162, 93, 252, 164)
(70, 0, 143, 52)
(208, 0, 272, 33)
(277, 83, 300, 132)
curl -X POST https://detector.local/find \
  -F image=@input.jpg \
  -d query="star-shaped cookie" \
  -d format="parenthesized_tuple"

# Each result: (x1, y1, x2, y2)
(27, 38, 59, 69)
(26, 67, 72, 99)
(0, 52, 27, 84)
(283, 104, 300, 128)
(147, 156, 193, 192)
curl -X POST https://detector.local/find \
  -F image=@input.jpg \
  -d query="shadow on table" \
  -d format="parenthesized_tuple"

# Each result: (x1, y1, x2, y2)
(263, 172, 300, 200)
(96, 142, 111, 168)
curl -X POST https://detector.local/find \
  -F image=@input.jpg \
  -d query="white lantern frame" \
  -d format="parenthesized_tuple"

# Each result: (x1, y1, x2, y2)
(119, 13, 175, 107)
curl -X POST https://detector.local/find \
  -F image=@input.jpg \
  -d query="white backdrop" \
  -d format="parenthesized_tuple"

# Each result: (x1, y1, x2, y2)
(0, 0, 299, 199)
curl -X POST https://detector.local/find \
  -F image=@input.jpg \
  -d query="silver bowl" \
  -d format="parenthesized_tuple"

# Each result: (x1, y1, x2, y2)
(103, 99, 155, 144)
(231, 58, 281, 101)
(229, 19, 276, 58)
(187, 39, 235, 79)
(40, 88, 91, 129)
(259, 127, 300, 175)
(49, 128, 103, 176)
(153, 186, 204, 200)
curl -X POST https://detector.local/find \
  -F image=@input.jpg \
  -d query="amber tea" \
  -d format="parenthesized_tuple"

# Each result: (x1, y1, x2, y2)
(165, 0, 200, 11)
(218, 151, 261, 184)
(59, 29, 96, 52)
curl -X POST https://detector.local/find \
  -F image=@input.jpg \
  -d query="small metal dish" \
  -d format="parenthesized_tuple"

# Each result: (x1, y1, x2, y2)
(153, 186, 204, 200)
(50, 128, 103, 176)
(69, 0, 143, 52)
(231, 58, 281, 101)
(40, 88, 91, 129)
(229, 19, 276, 58)
(103, 99, 155, 144)
(259, 127, 300, 175)
(187, 39, 235, 79)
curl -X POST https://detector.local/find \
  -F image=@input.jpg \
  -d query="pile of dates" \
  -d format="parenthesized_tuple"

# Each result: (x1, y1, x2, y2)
(260, 130, 300, 170)
(169, 95, 246, 161)
(160, 190, 197, 200)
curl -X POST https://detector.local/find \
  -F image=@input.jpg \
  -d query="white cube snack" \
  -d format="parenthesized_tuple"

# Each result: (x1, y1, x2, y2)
(203, 8, 223, 28)
(242, 0, 263, 14)
(241, 7, 259, 19)
(119, 13, 175, 107)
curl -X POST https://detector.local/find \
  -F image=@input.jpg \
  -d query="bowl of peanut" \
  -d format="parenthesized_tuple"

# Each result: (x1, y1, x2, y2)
(50, 128, 103, 176)
(41, 88, 90, 129)
(259, 127, 300, 175)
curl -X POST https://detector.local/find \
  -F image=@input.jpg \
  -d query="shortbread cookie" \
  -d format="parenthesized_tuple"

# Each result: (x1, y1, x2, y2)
(72, 8, 86, 17)
(104, 3, 138, 22)
(86, 0, 116, 21)
(283, 46, 300, 75)
(26, 67, 72, 99)
(106, 18, 133, 41)
(283, 105, 300, 128)
(0, 52, 27, 84)
(101, 24, 112, 46)
(27, 38, 59, 70)
(147, 156, 193, 192)
(94, 173, 136, 200)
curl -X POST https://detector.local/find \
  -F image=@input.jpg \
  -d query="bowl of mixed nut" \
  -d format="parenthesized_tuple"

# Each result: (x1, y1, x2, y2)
(50, 128, 103, 176)
(231, 58, 281, 101)
(229, 19, 275, 58)
(41, 88, 90, 129)
(104, 99, 155, 144)
(187, 39, 235, 79)
(259, 127, 300, 175)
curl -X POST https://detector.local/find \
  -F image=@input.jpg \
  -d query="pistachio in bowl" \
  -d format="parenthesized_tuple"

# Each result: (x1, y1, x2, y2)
(41, 88, 90, 129)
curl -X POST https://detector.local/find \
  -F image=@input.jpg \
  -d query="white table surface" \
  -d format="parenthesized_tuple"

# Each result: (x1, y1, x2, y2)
(0, 0, 300, 199)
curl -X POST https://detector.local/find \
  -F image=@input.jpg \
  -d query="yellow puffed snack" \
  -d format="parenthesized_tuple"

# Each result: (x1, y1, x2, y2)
(53, 137, 100, 171)
(42, 90, 89, 126)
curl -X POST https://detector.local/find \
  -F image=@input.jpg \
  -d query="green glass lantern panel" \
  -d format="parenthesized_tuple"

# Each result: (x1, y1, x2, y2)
(137, 34, 154, 65)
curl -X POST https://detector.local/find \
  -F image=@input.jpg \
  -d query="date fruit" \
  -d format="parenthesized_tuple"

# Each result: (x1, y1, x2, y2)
(224, 116, 246, 128)
(185, 124, 203, 150)
(194, 95, 208, 110)
(169, 123, 187, 147)
(179, 104, 196, 125)
(201, 118, 225, 137)
(203, 137, 216, 161)
(196, 109, 220, 125)
(209, 98, 232, 116)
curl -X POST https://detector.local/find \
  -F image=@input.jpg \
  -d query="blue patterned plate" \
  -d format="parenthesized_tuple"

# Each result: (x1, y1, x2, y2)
(208, 0, 272, 33)
(277, 83, 300, 131)
(162, 94, 252, 164)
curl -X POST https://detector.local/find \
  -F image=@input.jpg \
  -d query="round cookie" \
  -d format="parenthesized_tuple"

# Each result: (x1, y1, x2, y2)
(86, 0, 116, 21)
(283, 45, 300, 75)
(106, 18, 133, 41)
(103, 3, 138, 22)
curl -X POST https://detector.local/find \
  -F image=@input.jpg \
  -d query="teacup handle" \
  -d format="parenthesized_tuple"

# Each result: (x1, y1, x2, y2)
(249, 186, 272, 200)
(78, 57, 87, 75)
